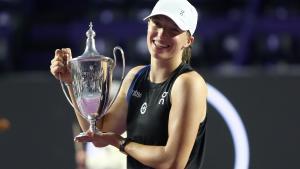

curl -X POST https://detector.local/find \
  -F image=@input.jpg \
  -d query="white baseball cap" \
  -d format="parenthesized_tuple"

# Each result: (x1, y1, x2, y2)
(144, 0, 198, 35)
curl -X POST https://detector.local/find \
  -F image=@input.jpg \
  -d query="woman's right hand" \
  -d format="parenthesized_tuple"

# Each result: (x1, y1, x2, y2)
(50, 48, 72, 84)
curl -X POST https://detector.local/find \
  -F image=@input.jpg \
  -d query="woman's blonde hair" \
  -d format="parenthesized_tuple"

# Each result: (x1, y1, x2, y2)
(182, 31, 192, 64)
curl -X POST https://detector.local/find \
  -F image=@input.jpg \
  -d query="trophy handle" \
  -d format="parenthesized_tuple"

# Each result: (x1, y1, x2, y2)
(113, 46, 126, 80)
(105, 46, 126, 113)
(59, 75, 87, 119)
(59, 74, 74, 108)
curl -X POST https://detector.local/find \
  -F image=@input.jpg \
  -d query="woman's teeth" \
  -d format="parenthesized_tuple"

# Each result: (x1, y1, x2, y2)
(154, 41, 168, 48)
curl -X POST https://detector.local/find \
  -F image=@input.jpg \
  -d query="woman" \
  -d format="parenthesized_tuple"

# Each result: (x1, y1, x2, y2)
(50, 0, 207, 168)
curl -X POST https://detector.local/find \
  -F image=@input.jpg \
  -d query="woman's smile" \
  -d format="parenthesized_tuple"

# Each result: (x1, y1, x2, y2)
(153, 40, 169, 49)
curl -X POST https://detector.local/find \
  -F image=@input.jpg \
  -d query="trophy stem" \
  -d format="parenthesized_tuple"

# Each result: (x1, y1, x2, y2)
(89, 117, 100, 133)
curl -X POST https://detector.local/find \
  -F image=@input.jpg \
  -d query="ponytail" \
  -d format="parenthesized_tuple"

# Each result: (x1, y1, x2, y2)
(182, 46, 192, 64)
(182, 31, 192, 64)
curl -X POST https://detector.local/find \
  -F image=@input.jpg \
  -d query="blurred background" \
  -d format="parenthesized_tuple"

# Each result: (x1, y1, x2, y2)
(0, 0, 299, 169)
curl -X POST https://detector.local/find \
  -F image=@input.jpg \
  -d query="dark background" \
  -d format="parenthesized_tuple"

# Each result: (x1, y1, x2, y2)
(0, 0, 300, 169)
(1, 0, 300, 71)
(203, 74, 300, 169)
(0, 73, 299, 169)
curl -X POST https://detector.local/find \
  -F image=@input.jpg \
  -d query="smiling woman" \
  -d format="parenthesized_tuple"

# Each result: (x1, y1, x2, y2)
(50, 0, 207, 169)
(145, 15, 194, 65)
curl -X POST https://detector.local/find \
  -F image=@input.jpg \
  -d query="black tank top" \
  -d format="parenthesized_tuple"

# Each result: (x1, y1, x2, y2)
(126, 63, 207, 169)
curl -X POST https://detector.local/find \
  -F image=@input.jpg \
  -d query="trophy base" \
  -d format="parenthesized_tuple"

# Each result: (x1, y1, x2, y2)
(74, 118, 102, 142)
(74, 130, 103, 142)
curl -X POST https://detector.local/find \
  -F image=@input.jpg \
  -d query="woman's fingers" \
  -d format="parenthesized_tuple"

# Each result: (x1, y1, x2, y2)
(55, 49, 62, 57)
(50, 59, 65, 76)
(62, 48, 72, 59)
(51, 60, 64, 68)
(74, 135, 93, 142)
(53, 48, 71, 64)
(50, 48, 73, 83)
(50, 48, 70, 75)
(50, 64, 64, 77)
(73, 131, 116, 148)
(51, 49, 64, 70)
(51, 56, 63, 64)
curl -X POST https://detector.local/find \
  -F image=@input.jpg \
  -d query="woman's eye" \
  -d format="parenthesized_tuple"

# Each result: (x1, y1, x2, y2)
(171, 29, 180, 33)
(150, 19, 160, 27)
(168, 28, 181, 36)
(154, 22, 161, 28)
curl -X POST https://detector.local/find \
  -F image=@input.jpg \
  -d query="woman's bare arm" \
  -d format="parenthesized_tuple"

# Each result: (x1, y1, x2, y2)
(97, 66, 145, 135)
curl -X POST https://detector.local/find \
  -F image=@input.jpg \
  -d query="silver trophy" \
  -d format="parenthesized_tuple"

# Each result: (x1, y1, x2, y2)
(60, 22, 125, 136)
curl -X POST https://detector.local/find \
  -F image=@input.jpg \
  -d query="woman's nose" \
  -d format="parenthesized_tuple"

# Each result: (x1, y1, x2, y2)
(157, 28, 168, 38)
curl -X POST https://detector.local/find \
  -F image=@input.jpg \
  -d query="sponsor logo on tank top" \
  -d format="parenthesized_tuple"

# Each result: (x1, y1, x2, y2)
(132, 90, 142, 98)
(140, 102, 147, 114)
(158, 92, 168, 105)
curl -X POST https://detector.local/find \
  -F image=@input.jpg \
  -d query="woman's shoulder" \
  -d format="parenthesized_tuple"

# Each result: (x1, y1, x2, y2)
(126, 65, 147, 79)
(179, 70, 206, 85)
(174, 70, 207, 95)
(121, 65, 147, 92)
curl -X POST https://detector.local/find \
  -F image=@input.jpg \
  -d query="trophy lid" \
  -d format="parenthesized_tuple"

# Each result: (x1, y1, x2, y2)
(77, 22, 101, 59)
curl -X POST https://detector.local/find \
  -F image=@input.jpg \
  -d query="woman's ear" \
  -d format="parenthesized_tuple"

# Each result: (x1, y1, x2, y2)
(184, 35, 194, 48)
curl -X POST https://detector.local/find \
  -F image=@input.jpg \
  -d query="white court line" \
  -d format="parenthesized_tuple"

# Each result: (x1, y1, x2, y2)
(207, 84, 250, 169)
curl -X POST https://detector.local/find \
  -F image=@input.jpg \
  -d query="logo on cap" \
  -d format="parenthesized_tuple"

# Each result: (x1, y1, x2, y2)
(180, 10, 184, 16)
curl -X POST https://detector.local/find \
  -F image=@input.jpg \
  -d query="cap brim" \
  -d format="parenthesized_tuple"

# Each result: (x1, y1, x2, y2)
(143, 12, 188, 32)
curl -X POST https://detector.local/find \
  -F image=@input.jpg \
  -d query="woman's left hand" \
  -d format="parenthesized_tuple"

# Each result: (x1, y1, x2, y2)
(74, 130, 122, 148)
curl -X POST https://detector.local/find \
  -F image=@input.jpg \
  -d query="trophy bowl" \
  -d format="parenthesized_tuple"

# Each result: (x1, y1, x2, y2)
(59, 23, 125, 136)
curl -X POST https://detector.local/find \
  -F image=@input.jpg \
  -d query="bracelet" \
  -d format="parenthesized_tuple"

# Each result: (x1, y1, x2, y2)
(119, 137, 132, 153)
